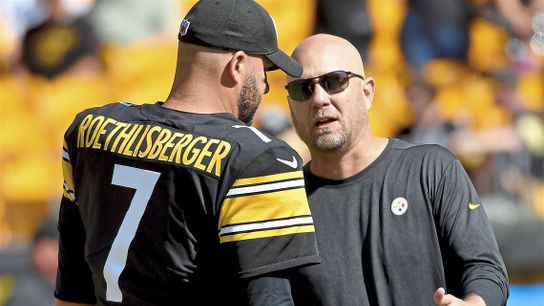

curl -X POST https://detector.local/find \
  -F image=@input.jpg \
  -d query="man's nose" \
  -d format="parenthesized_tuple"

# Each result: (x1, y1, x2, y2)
(310, 84, 331, 107)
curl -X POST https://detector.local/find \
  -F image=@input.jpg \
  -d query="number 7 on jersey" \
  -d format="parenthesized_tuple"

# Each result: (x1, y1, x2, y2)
(103, 164, 161, 302)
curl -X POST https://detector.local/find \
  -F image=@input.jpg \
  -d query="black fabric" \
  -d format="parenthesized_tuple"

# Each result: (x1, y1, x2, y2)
(244, 265, 326, 306)
(178, 0, 301, 77)
(245, 276, 294, 306)
(55, 198, 96, 304)
(304, 138, 509, 306)
(56, 102, 320, 305)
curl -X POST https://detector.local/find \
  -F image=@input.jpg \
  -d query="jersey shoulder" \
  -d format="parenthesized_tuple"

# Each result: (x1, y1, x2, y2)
(66, 102, 138, 133)
(220, 125, 302, 177)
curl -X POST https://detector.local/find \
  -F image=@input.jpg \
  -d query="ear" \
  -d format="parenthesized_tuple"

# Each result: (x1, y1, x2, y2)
(362, 77, 375, 108)
(226, 50, 248, 86)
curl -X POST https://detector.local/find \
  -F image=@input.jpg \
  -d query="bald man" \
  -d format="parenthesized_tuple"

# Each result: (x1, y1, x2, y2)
(54, 1, 322, 305)
(285, 34, 509, 306)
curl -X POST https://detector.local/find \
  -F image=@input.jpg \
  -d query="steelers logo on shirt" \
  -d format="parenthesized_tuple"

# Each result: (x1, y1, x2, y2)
(391, 197, 408, 216)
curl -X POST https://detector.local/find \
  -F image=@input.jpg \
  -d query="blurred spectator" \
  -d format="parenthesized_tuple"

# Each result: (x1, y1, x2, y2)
(313, 0, 373, 60)
(88, 0, 179, 46)
(0, 0, 45, 74)
(492, 0, 542, 40)
(20, 0, 101, 79)
(5, 217, 58, 306)
(400, 0, 473, 73)
(494, 72, 543, 180)
(492, 75, 544, 204)
(256, 105, 293, 137)
(398, 78, 460, 147)
(448, 72, 543, 203)
(475, 0, 544, 73)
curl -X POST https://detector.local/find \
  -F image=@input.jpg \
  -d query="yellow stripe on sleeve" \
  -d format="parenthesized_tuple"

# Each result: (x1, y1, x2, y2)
(219, 224, 315, 243)
(233, 171, 304, 187)
(219, 188, 311, 229)
(62, 159, 76, 202)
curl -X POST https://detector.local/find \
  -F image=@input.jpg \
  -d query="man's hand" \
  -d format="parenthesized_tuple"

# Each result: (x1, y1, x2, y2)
(433, 288, 486, 306)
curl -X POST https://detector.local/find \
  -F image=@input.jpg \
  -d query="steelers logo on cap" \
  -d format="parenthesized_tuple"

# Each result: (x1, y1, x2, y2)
(391, 197, 408, 216)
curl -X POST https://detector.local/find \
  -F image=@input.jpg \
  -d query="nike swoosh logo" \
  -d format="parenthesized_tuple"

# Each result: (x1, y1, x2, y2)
(276, 156, 298, 169)
(468, 203, 481, 210)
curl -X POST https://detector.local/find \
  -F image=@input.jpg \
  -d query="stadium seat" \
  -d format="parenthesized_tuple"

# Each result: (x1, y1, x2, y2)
(467, 17, 510, 73)
(0, 77, 51, 158)
(367, 71, 412, 137)
(1, 153, 61, 205)
(31, 73, 113, 144)
(368, 0, 407, 36)
(101, 43, 177, 104)
(518, 73, 544, 112)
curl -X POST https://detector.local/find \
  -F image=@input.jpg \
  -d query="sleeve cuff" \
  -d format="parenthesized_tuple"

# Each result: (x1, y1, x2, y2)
(464, 278, 508, 306)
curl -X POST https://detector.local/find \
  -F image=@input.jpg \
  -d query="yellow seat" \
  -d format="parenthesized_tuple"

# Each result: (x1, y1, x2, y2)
(423, 59, 470, 87)
(368, 72, 412, 137)
(467, 17, 510, 72)
(518, 73, 544, 112)
(0, 77, 51, 158)
(258, 0, 316, 54)
(435, 86, 466, 122)
(368, 37, 406, 72)
(102, 43, 177, 104)
(461, 75, 510, 129)
(1, 153, 62, 205)
(31, 73, 113, 142)
(532, 183, 544, 220)
(368, 0, 407, 36)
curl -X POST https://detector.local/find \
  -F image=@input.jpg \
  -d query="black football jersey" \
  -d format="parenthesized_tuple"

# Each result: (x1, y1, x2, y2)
(56, 102, 320, 305)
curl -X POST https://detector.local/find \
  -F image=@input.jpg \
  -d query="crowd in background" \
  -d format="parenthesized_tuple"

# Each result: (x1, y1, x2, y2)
(0, 0, 543, 305)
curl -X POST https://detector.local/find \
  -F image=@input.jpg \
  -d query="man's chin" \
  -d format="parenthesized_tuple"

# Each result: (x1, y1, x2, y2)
(313, 135, 346, 152)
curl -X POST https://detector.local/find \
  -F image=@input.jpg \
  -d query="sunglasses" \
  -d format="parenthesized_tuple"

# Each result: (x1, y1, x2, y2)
(285, 70, 365, 102)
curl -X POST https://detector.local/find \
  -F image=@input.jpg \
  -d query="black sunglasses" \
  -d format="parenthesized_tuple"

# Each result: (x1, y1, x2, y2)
(285, 70, 365, 102)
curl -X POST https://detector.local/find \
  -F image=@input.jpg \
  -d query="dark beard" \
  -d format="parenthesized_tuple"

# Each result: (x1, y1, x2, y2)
(237, 74, 261, 125)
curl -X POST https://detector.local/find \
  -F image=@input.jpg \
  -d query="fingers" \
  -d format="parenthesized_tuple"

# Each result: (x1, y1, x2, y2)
(434, 287, 446, 305)
(434, 287, 455, 306)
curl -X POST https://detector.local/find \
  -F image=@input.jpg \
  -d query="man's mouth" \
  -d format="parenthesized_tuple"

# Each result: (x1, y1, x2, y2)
(314, 116, 338, 128)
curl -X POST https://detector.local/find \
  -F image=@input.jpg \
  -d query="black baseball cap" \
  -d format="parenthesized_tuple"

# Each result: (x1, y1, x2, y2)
(178, 0, 302, 77)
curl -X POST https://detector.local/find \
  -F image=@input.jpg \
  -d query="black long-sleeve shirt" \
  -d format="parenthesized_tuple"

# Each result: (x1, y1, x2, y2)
(304, 138, 509, 306)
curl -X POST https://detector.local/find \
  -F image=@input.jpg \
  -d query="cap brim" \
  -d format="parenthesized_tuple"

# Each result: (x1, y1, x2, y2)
(265, 50, 302, 77)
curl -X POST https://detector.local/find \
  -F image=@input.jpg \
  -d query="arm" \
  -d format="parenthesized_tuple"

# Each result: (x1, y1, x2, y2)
(55, 138, 97, 304)
(218, 143, 323, 305)
(243, 264, 324, 306)
(244, 275, 294, 306)
(433, 155, 509, 306)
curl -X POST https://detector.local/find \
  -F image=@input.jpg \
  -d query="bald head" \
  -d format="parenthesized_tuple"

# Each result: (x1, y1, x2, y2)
(290, 34, 366, 81)
(286, 34, 384, 178)
(166, 42, 234, 109)
(165, 41, 269, 124)
(177, 43, 234, 77)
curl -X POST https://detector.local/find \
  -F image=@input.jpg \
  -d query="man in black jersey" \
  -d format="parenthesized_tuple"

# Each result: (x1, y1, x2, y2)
(285, 34, 509, 306)
(54, 1, 323, 305)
